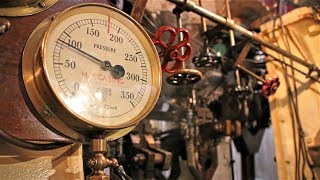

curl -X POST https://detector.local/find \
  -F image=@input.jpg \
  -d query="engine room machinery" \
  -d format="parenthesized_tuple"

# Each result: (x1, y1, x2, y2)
(1, 0, 320, 179)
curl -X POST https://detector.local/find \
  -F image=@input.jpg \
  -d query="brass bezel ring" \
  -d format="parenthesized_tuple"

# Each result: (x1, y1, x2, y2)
(23, 3, 161, 140)
(0, 0, 60, 17)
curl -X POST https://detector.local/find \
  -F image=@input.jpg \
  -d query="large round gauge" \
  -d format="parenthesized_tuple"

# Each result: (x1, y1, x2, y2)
(23, 3, 161, 140)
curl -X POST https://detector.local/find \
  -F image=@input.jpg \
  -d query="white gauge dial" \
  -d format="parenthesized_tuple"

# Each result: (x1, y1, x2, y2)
(40, 4, 161, 129)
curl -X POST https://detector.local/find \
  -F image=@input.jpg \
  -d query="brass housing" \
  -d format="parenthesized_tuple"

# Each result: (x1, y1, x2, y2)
(0, 0, 60, 17)
(22, 3, 162, 141)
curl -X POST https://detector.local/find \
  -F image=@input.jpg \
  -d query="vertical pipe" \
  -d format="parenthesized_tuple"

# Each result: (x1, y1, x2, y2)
(176, 10, 186, 69)
(224, 0, 241, 88)
(224, 0, 235, 46)
(199, 0, 207, 33)
(130, 0, 148, 23)
(199, 0, 209, 53)
(224, 2, 241, 179)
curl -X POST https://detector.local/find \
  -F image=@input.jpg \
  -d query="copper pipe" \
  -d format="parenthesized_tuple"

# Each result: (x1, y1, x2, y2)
(130, 0, 148, 23)
(198, 0, 207, 33)
(237, 64, 266, 83)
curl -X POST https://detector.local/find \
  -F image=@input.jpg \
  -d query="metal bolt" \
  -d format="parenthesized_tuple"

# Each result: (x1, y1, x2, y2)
(38, 1, 46, 8)
(0, 18, 11, 35)
(0, 25, 6, 34)
(87, 158, 96, 168)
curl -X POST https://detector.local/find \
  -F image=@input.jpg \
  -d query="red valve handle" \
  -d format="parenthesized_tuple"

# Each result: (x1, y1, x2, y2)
(152, 26, 192, 73)
(262, 75, 280, 97)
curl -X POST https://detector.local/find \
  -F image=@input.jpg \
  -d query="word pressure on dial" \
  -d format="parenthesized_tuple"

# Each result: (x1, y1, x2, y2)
(22, 3, 161, 135)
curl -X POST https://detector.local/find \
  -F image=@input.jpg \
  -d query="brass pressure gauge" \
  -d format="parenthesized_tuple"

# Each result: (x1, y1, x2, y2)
(22, 3, 161, 141)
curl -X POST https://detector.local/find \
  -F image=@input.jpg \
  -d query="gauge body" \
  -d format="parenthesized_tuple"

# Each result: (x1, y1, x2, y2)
(23, 3, 161, 140)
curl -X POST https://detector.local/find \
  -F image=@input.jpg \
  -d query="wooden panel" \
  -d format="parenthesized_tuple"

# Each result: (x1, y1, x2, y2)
(0, 0, 109, 141)
(260, 7, 320, 180)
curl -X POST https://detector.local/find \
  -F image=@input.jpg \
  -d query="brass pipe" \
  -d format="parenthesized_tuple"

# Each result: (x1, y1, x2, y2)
(185, 108, 202, 180)
(166, 0, 320, 76)
(198, 0, 209, 53)
(224, 0, 235, 46)
(223, 0, 241, 88)
(175, 9, 186, 69)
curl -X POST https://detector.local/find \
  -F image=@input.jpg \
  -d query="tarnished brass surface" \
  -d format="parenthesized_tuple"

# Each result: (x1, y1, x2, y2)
(0, 0, 110, 142)
(88, 174, 110, 180)
(1, 0, 159, 143)
(86, 139, 120, 180)
(21, 3, 161, 141)
(22, 14, 84, 141)
(90, 139, 107, 152)
(0, 0, 60, 17)
(0, 0, 39, 7)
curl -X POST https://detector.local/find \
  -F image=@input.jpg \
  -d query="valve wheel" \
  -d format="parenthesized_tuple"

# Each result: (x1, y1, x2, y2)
(262, 75, 280, 97)
(192, 52, 221, 67)
(166, 69, 202, 86)
(152, 26, 192, 73)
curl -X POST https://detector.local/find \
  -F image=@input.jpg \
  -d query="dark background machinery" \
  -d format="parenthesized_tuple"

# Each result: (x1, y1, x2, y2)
(1, 0, 320, 179)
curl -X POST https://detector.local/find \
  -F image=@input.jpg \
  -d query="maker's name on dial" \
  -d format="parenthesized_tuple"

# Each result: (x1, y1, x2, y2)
(89, 103, 118, 110)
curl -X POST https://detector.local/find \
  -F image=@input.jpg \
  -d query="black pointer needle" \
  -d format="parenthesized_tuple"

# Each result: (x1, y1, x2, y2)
(58, 39, 102, 65)
(57, 39, 125, 79)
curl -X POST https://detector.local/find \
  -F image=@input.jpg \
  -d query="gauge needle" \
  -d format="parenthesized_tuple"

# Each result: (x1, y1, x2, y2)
(57, 39, 125, 79)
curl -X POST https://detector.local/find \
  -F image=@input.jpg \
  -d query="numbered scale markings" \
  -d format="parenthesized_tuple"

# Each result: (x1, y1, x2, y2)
(22, 3, 161, 141)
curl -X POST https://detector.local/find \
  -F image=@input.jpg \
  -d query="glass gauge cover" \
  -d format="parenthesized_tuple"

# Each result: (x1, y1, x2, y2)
(41, 4, 161, 129)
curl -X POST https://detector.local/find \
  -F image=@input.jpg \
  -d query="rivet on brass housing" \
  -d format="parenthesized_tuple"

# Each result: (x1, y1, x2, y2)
(0, 17, 10, 34)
